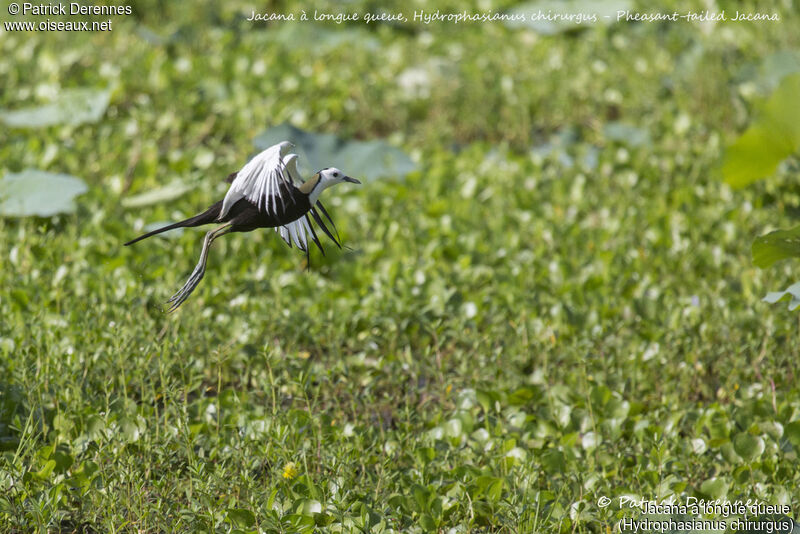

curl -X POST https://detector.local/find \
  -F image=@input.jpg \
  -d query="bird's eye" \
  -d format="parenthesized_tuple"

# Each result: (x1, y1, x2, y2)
(333, 172, 339, 177)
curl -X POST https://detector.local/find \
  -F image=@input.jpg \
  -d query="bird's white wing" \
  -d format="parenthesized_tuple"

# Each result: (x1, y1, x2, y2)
(283, 153, 303, 186)
(276, 215, 314, 251)
(275, 204, 342, 255)
(272, 153, 320, 252)
(220, 141, 294, 218)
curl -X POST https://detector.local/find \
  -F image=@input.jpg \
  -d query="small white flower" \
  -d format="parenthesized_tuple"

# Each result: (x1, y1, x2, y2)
(463, 302, 478, 319)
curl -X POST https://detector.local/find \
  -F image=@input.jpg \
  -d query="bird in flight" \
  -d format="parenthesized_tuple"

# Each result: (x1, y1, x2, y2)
(124, 141, 360, 312)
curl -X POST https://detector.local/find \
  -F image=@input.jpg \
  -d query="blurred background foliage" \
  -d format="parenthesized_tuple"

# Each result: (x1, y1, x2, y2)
(1, 0, 800, 531)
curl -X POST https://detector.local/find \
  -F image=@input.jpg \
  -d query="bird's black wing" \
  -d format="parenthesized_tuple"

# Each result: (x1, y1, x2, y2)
(313, 201, 342, 246)
(308, 207, 341, 249)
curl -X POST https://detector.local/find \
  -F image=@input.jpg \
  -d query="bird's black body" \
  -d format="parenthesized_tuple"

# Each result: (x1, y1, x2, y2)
(124, 183, 313, 246)
(227, 184, 312, 232)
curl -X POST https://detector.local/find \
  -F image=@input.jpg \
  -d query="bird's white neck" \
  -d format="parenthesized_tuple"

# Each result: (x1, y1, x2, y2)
(299, 173, 330, 205)
(308, 181, 328, 205)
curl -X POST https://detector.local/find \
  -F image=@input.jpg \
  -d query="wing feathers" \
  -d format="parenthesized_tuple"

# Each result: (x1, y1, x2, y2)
(309, 207, 342, 249)
(224, 142, 346, 255)
(315, 201, 342, 244)
(275, 208, 341, 253)
(220, 141, 294, 219)
(306, 217, 324, 255)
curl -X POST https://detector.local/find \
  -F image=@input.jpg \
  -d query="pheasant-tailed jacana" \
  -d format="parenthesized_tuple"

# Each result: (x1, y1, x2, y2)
(124, 141, 360, 312)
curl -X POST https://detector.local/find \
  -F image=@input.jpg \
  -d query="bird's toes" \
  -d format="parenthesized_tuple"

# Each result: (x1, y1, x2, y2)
(167, 289, 184, 303)
(167, 288, 189, 312)
(166, 275, 203, 311)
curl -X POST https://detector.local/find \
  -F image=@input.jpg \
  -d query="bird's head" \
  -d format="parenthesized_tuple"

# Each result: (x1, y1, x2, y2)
(319, 167, 360, 188)
(301, 167, 360, 204)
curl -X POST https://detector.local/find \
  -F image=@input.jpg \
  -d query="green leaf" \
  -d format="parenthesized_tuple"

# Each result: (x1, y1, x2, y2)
(0, 170, 88, 217)
(119, 417, 141, 442)
(52, 414, 73, 435)
(506, 0, 633, 34)
(699, 477, 728, 499)
(723, 73, 800, 188)
(121, 181, 194, 208)
(387, 493, 407, 511)
(254, 123, 416, 182)
(444, 418, 463, 439)
(34, 460, 56, 480)
(753, 226, 800, 268)
(226, 508, 256, 528)
(420, 514, 437, 531)
(733, 433, 765, 462)
(0, 88, 110, 128)
(508, 386, 541, 405)
(486, 478, 504, 503)
(541, 449, 567, 474)
(297, 499, 322, 515)
(412, 485, 430, 512)
(53, 451, 74, 473)
(784, 421, 800, 449)
(720, 442, 743, 464)
(763, 282, 800, 311)
(314, 512, 333, 527)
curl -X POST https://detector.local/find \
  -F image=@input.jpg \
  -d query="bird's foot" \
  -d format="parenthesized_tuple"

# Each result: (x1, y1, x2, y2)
(166, 263, 205, 313)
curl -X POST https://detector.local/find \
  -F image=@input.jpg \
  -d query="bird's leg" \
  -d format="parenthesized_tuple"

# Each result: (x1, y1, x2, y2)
(167, 223, 232, 312)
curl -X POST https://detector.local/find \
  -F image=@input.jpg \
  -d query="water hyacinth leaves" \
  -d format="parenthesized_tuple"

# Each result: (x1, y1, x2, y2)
(722, 73, 800, 188)
(725, 73, 800, 311)
(0, 88, 111, 128)
(254, 123, 416, 181)
(0, 170, 88, 217)
(226, 508, 256, 529)
(732, 433, 765, 463)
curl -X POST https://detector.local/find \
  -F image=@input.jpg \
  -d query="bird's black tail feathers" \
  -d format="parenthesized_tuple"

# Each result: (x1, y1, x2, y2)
(124, 201, 222, 246)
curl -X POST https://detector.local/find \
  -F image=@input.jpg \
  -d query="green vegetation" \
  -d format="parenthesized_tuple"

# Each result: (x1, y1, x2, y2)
(1, 0, 800, 531)
(721, 73, 800, 310)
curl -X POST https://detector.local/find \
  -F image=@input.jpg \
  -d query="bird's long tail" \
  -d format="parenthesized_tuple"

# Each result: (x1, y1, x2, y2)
(124, 201, 222, 246)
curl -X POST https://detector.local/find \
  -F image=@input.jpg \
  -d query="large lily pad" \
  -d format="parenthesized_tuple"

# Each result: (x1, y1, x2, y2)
(752, 226, 800, 268)
(253, 124, 416, 181)
(756, 50, 800, 92)
(604, 122, 651, 147)
(506, 0, 632, 34)
(763, 282, 800, 311)
(0, 88, 111, 128)
(738, 50, 800, 93)
(122, 181, 195, 208)
(723, 73, 800, 188)
(0, 170, 88, 217)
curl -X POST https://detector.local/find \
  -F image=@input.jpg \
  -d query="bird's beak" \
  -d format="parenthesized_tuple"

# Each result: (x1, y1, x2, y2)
(343, 176, 361, 184)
